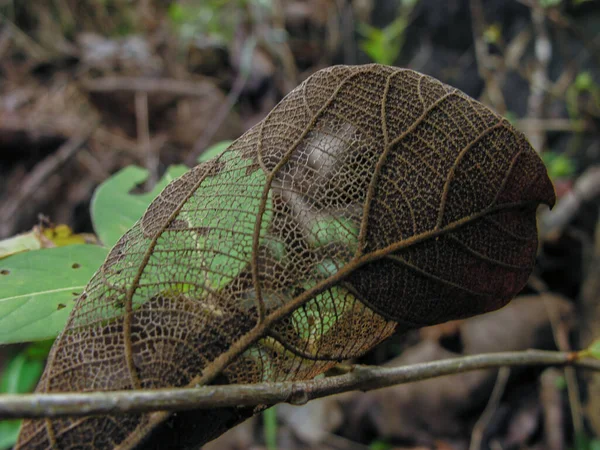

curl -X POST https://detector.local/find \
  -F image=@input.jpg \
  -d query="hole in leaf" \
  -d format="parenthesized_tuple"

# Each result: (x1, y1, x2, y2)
(72, 263, 81, 269)
(57, 303, 66, 310)
(0, 269, 9, 275)
(72, 292, 80, 296)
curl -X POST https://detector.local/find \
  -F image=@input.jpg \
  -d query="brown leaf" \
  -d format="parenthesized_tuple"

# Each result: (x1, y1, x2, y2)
(17, 64, 554, 450)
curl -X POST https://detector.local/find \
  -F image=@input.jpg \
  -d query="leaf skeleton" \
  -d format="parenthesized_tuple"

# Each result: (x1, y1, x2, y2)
(16, 64, 555, 450)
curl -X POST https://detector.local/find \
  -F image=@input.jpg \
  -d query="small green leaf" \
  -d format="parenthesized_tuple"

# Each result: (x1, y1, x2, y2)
(370, 440, 393, 450)
(542, 151, 576, 179)
(587, 339, 600, 359)
(574, 72, 594, 91)
(540, 0, 561, 7)
(91, 165, 189, 247)
(554, 374, 567, 390)
(0, 245, 108, 344)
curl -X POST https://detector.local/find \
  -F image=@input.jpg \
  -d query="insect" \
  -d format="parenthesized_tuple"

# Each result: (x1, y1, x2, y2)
(17, 64, 555, 449)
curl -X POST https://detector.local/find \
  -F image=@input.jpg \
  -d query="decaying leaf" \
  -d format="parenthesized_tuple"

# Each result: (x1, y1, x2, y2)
(17, 64, 555, 450)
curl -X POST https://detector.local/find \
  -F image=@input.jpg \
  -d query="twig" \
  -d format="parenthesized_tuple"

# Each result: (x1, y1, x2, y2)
(0, 350, 598, 420)
(469, 0, 506, 114)
(539, 282, 585, 446)
(526, 3, 551, 153)
(515, 118, 589, 133)
(135, 92, 158, 186)
(541, 369, 565, 450)
(469, 367, 511, 450)
(81, 77, 219, 98)
(0, 120, 99, 237)
(541, 165, 600, 239)
(185, 73, 247, 166)
(0, 13, 52, 61)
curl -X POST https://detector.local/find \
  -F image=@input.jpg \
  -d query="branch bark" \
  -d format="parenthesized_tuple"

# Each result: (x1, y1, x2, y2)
(1, 350, 598, 420)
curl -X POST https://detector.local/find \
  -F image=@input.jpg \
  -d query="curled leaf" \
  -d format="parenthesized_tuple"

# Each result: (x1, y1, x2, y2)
(17, 64, 555, 450)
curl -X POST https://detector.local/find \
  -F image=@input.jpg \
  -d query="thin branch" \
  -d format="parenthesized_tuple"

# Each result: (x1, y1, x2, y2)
(81, 77, 218, 98)
(185, 73, 247, 166)
(541, 165, 600, 239)
(469, 0, 507, 114)
(469, 367, 511, 450)
(1, 350, 598, 420)
(0, 120, 99, 236)
(526, 2, 551, 153)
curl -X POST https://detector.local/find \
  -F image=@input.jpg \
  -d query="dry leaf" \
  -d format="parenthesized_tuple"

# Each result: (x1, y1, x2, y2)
(17, 64, 554, 450)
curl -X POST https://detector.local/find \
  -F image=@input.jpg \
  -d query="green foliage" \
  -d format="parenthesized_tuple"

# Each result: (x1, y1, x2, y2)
(358, 17, 408, 66)
(586, 339, 600, 360)
(91, 164, 189, 247)
(0, 141, 233, 445)
(0, 142, 231, 345)
(168, 0, 270, 48)
(358, 0, 418, 65)
(573, 433, 600, 450)
(262, 407, 278, 450)
(542, 151, 576, 180)
(554, 374, 567, 390)
(483, 23, 502, 45)
(0, 340, 53, 450)
(198, 140, 233, 162)
(540, 0, 562, 7)
(0, 245, 109, 344)
(567, 71, 600, 118)
(369, 440, 393, 450)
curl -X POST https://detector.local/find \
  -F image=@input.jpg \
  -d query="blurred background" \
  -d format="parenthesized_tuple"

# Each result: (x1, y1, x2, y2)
(0, 0, 599, 449)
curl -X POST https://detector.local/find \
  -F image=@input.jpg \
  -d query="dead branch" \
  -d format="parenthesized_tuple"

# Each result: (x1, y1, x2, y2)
(0, 120, 99, 237)
(81, 76, 218, 98)
(541, 165, 600, 239)
(0, 350, 598, 420)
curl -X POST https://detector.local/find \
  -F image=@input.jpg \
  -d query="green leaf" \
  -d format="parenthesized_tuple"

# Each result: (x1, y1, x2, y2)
(575, 72, 594, 91)
(542, 151, 576, 179)
(0, 341, 52, 450)
(0, 421, 21, 450)
(540, 0, 561, 7)
(197, 140, 233, 163)
(0, 245, 108, 344)
(587, 339, 600, 360)
(0, 232, 44, 259)
(262, 407, 278, 450)
(91, 165, 189, 247)
(370, 440, 393, 450)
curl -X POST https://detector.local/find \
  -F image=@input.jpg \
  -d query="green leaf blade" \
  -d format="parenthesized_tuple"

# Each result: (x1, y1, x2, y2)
(0, 245, 108, 344)
(91, 165, 189, 247)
